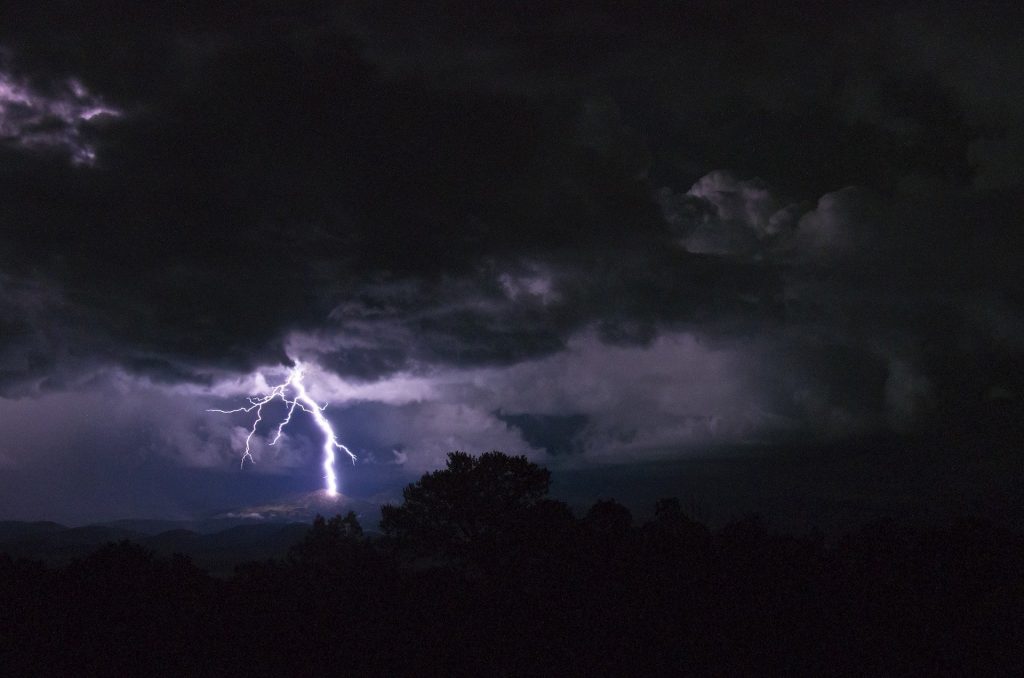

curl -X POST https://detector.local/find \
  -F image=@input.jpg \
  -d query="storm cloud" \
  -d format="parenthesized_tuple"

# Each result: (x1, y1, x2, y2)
(0, 2, 1021, 521)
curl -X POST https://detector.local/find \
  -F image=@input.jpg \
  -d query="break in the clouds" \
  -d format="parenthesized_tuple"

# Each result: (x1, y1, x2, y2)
(0, 2, 1021, 520)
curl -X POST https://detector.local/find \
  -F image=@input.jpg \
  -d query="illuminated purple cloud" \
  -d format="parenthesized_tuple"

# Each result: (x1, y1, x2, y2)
(0, 64, 120, 164)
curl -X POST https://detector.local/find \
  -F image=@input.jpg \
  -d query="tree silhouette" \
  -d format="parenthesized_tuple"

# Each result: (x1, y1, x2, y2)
(584, 498, 633, 536)
(645, 497, 709, 543)
(380, 450, 551, 560)
(288, 511, 362, 560)
(4, 451, 1024, 675)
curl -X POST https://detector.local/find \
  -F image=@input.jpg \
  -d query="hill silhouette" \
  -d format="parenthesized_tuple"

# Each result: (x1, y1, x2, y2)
(2, 451, 1022, 675)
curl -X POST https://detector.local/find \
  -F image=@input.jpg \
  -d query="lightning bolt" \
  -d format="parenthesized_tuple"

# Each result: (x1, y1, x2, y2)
(207, 362, 355, 496)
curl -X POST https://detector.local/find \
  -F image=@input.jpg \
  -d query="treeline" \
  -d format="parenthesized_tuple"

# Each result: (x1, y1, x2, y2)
(2, 452, 1023, 676)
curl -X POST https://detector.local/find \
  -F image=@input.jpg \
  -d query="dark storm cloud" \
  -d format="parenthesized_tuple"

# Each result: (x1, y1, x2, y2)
(1, 3, 679, 386)
(495, 410, 588, 456)
(0, 0, 1021, 447)
(292, 248, 777, 384)
(0, 271, 115, 396)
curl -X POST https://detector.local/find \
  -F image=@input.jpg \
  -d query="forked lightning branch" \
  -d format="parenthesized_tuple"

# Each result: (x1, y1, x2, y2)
(207, 363, 355, 495)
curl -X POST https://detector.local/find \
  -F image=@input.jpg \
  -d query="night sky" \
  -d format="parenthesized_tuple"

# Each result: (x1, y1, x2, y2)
(1, 2, 1021, 527)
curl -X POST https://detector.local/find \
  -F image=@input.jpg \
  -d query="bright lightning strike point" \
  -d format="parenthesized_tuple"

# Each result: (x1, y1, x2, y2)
(207, 362, 355, 496)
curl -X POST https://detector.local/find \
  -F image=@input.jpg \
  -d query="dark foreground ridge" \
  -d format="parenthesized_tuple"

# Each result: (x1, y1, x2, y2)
(2, 452, 1022, 676)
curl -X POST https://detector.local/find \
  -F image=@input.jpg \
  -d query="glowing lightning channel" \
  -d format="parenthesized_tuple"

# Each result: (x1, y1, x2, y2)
(207, 362, 355, 496)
